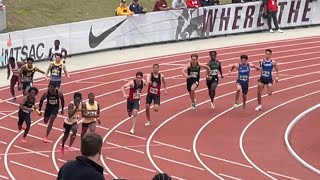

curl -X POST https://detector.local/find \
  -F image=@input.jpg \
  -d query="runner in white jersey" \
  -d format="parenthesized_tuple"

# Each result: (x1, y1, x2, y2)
(48, 40, 67, 63)
(7, 57, 24, 102)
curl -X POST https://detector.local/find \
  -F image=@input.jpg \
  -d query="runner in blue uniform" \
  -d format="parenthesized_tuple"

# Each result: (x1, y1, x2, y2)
(45, 53, 70, 89)
(228, 55, 260, 109)
(181, 54, 210, 109)
(255, 49, 279, 111)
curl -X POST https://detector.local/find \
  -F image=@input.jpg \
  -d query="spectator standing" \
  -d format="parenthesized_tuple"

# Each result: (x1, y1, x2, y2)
(172, 0, 187, 9)
(153, 0, 171, 11)
(48, 40, 67, 63)
(200, 0, 220, 6)
(116, 0, 134, 16)
(263, 0, 283, 33)
(129, 0, 147, 14)
(57, 132, 105, 180)
(186, 0, 201, 8)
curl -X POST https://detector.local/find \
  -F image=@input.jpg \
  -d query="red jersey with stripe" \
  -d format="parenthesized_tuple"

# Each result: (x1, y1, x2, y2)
(147, 73, 161, 96)
(128, 80, 143, 100)
(267, 0, 277, 12)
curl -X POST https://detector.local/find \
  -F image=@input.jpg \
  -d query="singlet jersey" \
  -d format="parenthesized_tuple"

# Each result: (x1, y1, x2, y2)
(64, 102, 82, 125)
(207, 60, 221, 78)
(187, 62, 200, 81)
(9, 61, 19, 76)
(51, 46, 62, 58)
(128, 80, 144, 101)
(237, 63, 250, 84)
(20, 96, 35, 114)
(46, 90, 60, 107)
(260, 59, 273, 79)
(50, 61, 63, 81)
(22, 65, 36, 82)
(147, 73, 161, 96)
(83, 101, 98, 123)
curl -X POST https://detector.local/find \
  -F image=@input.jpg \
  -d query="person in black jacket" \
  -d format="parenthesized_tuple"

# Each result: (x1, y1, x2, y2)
(129, 0, 147, 14)
(57, 132, 105, 180)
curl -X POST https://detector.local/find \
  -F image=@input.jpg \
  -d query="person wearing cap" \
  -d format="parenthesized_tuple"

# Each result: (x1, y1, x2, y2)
(129, 0, 147, 14)
(116, 0, 134, 16)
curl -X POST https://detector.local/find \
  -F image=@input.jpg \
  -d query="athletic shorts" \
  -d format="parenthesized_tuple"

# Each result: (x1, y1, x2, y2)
(146, 94, 160, 105)
(18, 109, 31, 126)
(258, 78, 273, 85)
(63, 122, 77, 134)
(187, 79, 199, 92)
(236, 81, 249, 95)
(49, 80, 61, 89)
(127, 99, 140, 112)
(82, 121, 96, 128)
(22, 82, 33, 91)
(206, 76, 219, 89)
(44, 106, 59, 118)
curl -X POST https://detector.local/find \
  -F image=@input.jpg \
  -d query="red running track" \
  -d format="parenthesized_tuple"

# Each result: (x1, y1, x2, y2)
(290, 107, 320, 174)
(0, 36, 319, 180)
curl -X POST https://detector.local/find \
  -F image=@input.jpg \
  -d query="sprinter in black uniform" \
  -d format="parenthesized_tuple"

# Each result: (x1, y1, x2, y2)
(39, 82, 65, 143)
(18, 87, 39, 143)
(18, 57, 45, 95)
(181, 54, 210, 109)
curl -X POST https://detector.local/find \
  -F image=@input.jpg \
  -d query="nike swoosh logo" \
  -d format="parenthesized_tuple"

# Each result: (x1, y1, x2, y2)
(88, 18, 127, 48)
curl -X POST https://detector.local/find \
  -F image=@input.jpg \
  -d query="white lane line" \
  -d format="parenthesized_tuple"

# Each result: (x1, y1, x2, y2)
(153, 140, 191, 152)
(267, 171, 302, 180)
(10, 161, 57, 177)
(13, 145, 49, 158)
(106, 142, 144, 154)
(153, 155, 204, 171)
(218, 173, 243, 180)
(106, 157, 156, 173)
(200, 153, 253, 169)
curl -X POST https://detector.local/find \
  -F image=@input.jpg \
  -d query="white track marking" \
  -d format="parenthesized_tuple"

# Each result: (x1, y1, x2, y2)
(10, 161, 57, 177)
(106, 142, 144, 154)
(153, 155, 205, 171)
(284, 103, 320, 175)
(219, 173, 243, 180)
(13, 145, 49, 158)
(200, 153, 253, 169)
(240, 91, 320, 180)
(106, 157, 156, 173)
(267, 171, 302, 180)
(153, 140, 191, 152)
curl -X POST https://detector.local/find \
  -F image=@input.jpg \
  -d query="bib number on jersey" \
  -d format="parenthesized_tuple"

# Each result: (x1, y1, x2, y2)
(189, 72, 198, 78)
(211, 69, 218, 76)
(262, 71, 270, 77)
(48, 99, 58, 105)
(133, 93, 141, 99)
(150, 87, 158, 94)
(51, 68, 60, 76)
(239, 75, 248, 81)
(85, 110, 97, 116)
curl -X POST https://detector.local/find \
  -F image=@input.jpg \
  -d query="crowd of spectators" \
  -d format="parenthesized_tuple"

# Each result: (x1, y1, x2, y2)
(115, 0, 262, 16)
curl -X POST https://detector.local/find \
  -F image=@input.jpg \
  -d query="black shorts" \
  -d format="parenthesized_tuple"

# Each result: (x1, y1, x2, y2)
(82, 121, 96, 128)
(258, 78, 273, 85)
(206, 76, 219, 89)
(49, 80, 61, 89)
(63, 122, 77, 134)
(236, 81, 249, 95)
(18, 109, 31, 126)
(187, 79, 199, 92)
(22, 82, 33, 91)
(44, 106, 59, 118)
(146, 94, 160, 105)
(127, 99, 140, 112)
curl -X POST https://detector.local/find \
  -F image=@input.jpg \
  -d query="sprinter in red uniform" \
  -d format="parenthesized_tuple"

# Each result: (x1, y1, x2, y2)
(121, 72, 148, 134)
(145, 64, 167, 127)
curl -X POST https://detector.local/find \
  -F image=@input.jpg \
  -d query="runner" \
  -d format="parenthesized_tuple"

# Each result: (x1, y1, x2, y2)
(18, 87, 39, 143)
(81, 93, 101, 138)
(61, 92, 82, 154)
(255, 49, 279, 111)
(18, 57, 45, 95)
(121, 71, 147, 134)
(45, 53, 70, 89)
(39, 82, 65, 142)
(206, 51, 224, 109)
(181, 54, 210, 109)
(145, 64, 167, 126)
(48, 40, 68, 63)
(6, 57, 24, 102)
(228, 55, 260, 109)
